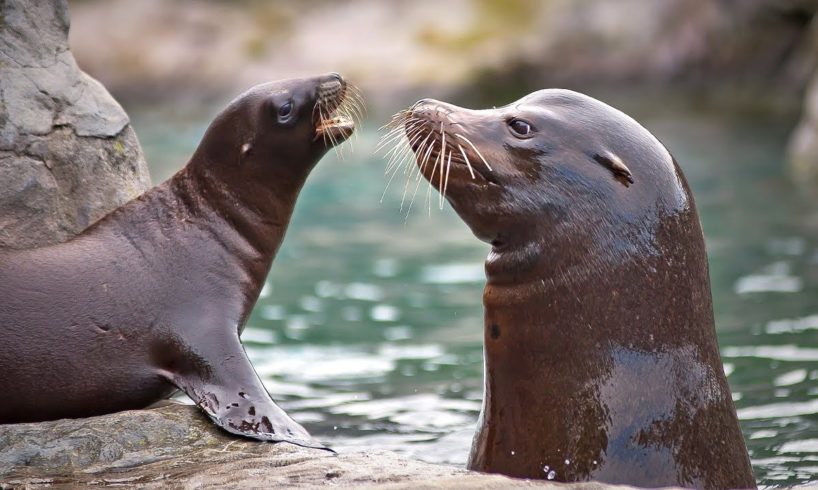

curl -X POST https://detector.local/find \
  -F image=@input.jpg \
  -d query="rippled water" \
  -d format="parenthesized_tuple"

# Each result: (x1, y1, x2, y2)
(134, 97, 818, 487)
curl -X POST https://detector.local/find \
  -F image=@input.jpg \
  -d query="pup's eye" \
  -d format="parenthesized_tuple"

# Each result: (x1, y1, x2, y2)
(509, 119, 533, 137)
(278, 102, 293, 118)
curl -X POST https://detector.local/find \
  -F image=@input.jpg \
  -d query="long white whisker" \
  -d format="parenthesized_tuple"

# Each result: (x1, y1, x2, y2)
(427, 139, 444, 216)
(377, 128, 407, 149)
(439, 126, 446, 196)
(408, 133, 432, 175)
(458, 144, 476, 179)
(455, 134, 492, 171)
(380, 122, 422, 159)
(443, 151, 452, 207)
(377, 117, 419, 149)
(393, 128, 424, 163)
(382, 148, 411, 203)
(417, 140, 435, 181)
(406, 140, 437, 220)
(400, 134, 432, 212)
(385, 130, 423, 176)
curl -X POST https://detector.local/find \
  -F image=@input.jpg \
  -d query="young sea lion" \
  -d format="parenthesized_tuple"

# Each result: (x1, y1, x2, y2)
(0, 73, 360, 449)
(384, 90, 756, 488)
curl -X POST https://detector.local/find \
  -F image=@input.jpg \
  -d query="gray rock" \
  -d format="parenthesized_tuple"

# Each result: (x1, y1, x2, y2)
(0, 0, 150, 248)
(0, 404, 644, 489)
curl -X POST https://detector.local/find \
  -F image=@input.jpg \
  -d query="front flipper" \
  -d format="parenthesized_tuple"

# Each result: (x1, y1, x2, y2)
(156, 332, 329, 451)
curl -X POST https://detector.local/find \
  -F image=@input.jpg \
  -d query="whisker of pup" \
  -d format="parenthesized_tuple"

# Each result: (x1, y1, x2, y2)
(337, 91, 361, 153)
(323, 106, 341, 158)
(347, 85, 367, 117)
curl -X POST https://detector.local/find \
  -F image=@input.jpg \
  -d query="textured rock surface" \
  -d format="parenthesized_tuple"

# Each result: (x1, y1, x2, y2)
(0, 404, 645, 489)
(0, 0, 150, 248)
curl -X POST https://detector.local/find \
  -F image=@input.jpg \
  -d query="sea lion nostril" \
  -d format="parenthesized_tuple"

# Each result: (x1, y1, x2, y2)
(317, 80, 343, 99)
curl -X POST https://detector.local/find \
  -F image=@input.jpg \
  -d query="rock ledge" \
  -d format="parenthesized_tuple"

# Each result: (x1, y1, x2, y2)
(0, 405, 645, 489)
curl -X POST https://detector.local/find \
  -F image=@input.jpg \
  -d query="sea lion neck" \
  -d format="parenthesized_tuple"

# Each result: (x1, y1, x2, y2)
(483, 216, 624, 292)
(170, 164, 299, 261)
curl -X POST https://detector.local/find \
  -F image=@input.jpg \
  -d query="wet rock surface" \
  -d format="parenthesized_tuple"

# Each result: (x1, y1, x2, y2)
(0, 0, 150, 248)
(0, 404, 647, 489)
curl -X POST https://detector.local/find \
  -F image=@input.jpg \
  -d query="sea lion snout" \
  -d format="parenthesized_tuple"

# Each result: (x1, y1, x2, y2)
(313, 73, 360, 145)
(315, 74, 345, 111)
(400, 99, 497, 185)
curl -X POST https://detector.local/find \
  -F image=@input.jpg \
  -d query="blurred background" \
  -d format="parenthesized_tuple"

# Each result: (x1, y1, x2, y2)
(68, 0, 818, 486)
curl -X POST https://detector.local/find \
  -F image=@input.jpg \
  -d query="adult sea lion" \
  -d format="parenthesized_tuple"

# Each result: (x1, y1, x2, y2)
(0, 74, 359, 449)
(384, 90, 756, 488)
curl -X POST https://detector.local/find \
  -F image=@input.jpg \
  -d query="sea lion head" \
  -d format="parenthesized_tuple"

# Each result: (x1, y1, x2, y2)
(192, 73, 359, 187)
(393, 90, 690, 255)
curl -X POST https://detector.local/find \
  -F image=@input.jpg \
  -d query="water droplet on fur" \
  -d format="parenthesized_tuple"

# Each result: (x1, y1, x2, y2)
(547, 470, 556, 480)
(542, 465, 550, 473)
(564, 458, 570, 465)
(510, 450, 515, 456)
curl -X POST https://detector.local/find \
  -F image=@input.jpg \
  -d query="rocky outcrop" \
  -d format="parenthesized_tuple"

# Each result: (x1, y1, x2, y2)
(0, 404, 644, 489)
(0, 0, 150, 248)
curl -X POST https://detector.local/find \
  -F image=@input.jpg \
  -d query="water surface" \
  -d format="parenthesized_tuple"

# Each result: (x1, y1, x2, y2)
(134, 98, 818, 487)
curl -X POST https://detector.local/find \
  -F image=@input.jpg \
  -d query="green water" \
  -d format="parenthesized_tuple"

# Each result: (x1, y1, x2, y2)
(133, 98, 818, 487)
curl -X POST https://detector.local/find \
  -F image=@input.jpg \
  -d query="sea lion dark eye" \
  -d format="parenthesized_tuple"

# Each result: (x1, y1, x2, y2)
(278, 102, 293, 119)
(509, 119, 533, 137)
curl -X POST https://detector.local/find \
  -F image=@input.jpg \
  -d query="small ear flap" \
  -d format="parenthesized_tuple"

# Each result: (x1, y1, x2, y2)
(593, 152, 634, 187)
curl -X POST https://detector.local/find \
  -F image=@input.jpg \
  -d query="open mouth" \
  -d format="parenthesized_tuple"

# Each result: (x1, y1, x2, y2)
(314, 79, 361, 145)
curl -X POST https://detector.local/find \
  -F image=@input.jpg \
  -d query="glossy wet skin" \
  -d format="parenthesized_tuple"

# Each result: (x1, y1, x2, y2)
(400, 90, 756, 488)
(0, 74, 355, 450)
